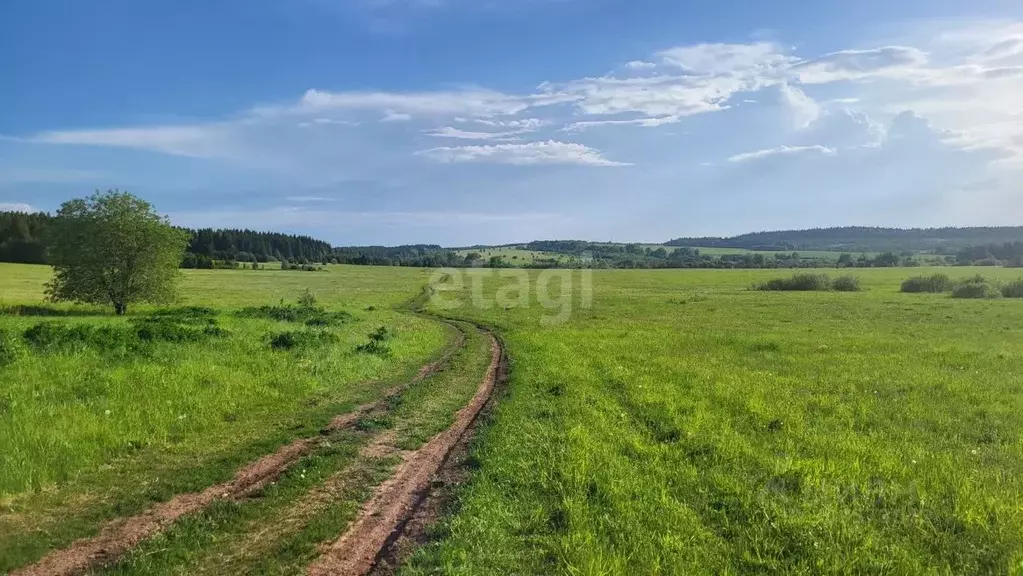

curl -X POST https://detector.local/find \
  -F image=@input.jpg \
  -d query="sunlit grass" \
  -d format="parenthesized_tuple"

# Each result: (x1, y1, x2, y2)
(409, 267, 1023, 575)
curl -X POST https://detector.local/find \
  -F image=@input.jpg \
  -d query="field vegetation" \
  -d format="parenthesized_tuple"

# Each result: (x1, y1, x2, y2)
(3, 259, 1023, 574)
(413, 266, 1023, 574)
(0, 263, 458, 572)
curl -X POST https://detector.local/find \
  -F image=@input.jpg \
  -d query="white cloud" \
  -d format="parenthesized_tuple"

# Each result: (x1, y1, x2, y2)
(31, 125, 228, 158)
(381, 110, 413, 122)
(656, 42, 794, 74)
(424, 126, 525, 141)
(728, 144, 837, 163)
(416, 140, 630, 166)
(0, 203, 38, 213)
(776, 83, 820, 128)
(472, 118, 548, 129)
(625, 60, 657, 70)
(791, 46, 928, 84)
(298, 118, 360, 128)
(560, 116, 680, 132)
(298, 88, 529, 118)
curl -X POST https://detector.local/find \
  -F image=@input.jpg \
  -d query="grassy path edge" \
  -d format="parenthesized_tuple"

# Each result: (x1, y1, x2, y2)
(11, 310, 468, 576)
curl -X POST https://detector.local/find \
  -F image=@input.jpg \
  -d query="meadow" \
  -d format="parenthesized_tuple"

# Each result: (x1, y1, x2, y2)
(410, 267, 1023, 575)
(2, 263, 1022, 574)
(0, 263, 470, 571)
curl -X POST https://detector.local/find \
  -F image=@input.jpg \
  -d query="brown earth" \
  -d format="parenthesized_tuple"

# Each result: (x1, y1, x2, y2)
(12, 324, 468, 576)
(305, 331, 505, 576)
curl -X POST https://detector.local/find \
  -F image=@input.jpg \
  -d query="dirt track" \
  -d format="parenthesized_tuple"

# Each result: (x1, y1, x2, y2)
(306, 329, 505, 576)
(13, 323, 468, 576)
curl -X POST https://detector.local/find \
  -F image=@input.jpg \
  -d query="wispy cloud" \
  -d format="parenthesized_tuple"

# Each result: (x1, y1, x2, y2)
(792, 46, 929, 84)
(0, 202, 39, 213)
(728, 144, 837, 163)
(416, 140, 630, 166)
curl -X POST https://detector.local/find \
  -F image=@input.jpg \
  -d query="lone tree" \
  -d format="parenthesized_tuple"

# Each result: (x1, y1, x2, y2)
(46, 190, 189, 315)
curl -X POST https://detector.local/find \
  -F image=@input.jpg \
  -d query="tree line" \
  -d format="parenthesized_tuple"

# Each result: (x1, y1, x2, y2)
(666, 226, 1023, 253)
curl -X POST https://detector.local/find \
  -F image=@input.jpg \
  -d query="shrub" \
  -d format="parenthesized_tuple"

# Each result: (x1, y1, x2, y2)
(238, 303, 352, 326)
(23, 323, 137, 352)
(355, 326, 394, 356)
(755, 273, 832, 291)
(832, 275, 861, 292)
(1002, 279, 1023, 298)
(951, 277, 1001, 299)
(268, 330, 337, 351)
(297, 288, 317, 308)
(901, 274, 952, 293)
(132, 317, 229, 342)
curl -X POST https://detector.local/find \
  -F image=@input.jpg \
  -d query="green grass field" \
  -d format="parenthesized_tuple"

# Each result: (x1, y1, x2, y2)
(410, 267, 1023, 575)
(2, 263, 1022, 574)
(0, 263, 472, 571)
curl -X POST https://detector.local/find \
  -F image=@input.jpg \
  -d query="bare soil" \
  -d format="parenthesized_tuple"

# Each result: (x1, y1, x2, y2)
(13, 326, 468, 576)
(306, 331, 505, 576)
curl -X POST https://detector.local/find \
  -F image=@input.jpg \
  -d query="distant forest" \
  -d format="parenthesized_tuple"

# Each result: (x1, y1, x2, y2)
(3, 210, 1023, 269)
(665, 226, 1023, 253)
(0, 210, 464, 268)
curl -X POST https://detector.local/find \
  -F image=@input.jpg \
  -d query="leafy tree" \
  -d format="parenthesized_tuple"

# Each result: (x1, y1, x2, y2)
(836, 253, 854, 268)
(46, 190, 189, 315)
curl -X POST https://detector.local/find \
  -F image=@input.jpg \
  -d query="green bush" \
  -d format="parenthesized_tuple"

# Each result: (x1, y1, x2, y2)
(755, 273, 832, 291)
(1002, 279, 1023, 298)
(23, 323, 137, 352)
(132, 318, 229, 342)
(355, 326, 395, 356)
(238, 304, 352, 326)
(951, 277, 1001, 299)
(832, 275, 861, 292)
(268, 330, 337, 351)
(901, 274, 952, 293)
(297, 288, 317, 308)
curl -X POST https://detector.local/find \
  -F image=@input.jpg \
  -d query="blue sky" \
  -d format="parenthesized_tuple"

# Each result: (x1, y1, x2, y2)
(3, 0, 1023, 245)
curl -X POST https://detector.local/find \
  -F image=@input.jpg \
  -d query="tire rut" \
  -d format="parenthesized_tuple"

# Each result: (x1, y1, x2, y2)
(305, 327, 506, 576)
(12, 323, 467, 576)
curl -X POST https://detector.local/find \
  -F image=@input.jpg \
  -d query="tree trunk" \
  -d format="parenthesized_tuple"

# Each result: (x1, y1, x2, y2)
(114, 302, 126, 315)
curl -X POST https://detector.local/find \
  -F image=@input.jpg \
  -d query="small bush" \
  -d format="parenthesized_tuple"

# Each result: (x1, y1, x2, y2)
(832, 275, 861, 292)
(238, 304, 352, 326)
(755, 273, 832, 291)
(355, 326, 395, 356)
(297, 288, 317, 308)
(1001, 279, 1023, 298)
(355, 340, 392, 356)
(269, 330, 338, 351)
(901, 274, 952, 293)
(132, 318, 230, 342)
(368, 326, 393, 342)
(951, 278, 1001, 299)
(23, 323, 137, 352)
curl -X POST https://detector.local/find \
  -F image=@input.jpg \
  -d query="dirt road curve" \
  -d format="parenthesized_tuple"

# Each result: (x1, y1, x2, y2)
(306, 330, 504, 576)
